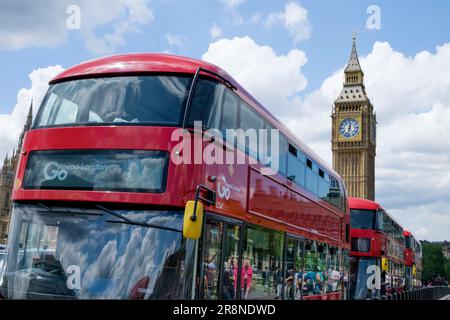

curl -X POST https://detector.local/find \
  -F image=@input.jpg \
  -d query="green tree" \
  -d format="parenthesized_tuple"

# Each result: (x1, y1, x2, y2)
(421, 241, 446, 283)
(445, 259, 450, 281)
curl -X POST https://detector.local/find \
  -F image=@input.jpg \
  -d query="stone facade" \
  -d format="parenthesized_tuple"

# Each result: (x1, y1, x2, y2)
(332, 36, 376, 200)
(442, 241, 450, 259)
(0, 103, 32, 244)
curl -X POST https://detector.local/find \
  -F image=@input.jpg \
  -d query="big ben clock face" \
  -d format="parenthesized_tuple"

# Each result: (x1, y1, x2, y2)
(339, 118, 360, 138)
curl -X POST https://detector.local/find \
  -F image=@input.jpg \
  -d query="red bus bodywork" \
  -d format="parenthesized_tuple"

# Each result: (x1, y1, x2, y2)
(8, 54, 350, 300)
(349, 198, 384, 259)
(349, 197, 406, 298)
(404, 231, 414, 267)
(14, 54, 347, 244)
(404, 230, 423, 288)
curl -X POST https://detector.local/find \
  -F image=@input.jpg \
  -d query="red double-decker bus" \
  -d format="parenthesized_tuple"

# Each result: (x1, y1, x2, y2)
(348, 197, 405, 299)
(413, 238, 423, 288)
(404, 230, 422, 289)
(0, 53, 350, 300)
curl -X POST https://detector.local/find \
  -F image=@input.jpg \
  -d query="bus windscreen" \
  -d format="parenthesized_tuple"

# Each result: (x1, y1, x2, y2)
(35, 76, 192, 128)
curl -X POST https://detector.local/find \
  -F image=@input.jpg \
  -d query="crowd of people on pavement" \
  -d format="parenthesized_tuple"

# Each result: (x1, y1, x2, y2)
(425, 275, 449, 287)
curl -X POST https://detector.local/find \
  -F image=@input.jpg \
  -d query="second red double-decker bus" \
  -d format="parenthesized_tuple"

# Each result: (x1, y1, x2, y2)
(404, 230, 423, 290)
(348, 197, 405, 299)
(0, 53, 350, 300)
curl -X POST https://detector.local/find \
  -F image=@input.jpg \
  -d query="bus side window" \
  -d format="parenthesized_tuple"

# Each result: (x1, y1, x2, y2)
(316, 243, 327, 293)
(278, 134, 287, 176)
(287, 144, 306, 186)
(342, 249, 350, 299)
(318, 170, 330, 201)
(238, 101, 264, 160)
(305, 161, 318, 195)
(201, 219, 224, 300)
(187, 78, 224, 129)
(220, 90, 239, 145)
(242, 225, 284, 300)
(327, 247, 339, 292)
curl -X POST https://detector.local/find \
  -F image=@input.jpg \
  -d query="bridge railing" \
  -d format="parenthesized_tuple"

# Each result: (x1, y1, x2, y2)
(381, 286, 450, 300)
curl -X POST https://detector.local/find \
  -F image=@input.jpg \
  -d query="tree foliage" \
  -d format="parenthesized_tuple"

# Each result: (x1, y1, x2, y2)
(446, 260, 450, 281)
(421, 241, 448, 283)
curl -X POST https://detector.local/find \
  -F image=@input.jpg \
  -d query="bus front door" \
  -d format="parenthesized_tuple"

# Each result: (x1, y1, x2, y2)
(198, 215, 242, 300)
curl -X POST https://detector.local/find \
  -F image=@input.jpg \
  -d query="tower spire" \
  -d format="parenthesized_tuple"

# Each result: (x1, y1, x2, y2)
(25, 99, 33, 131)
(345, 33, 362, 73)
(17, 99, 34, 153)
(2, 153, 8, 172)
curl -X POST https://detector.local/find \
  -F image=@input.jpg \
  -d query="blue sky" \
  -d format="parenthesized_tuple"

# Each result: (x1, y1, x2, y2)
(1, 0, 450, 240)
(1, 0, 449, 113)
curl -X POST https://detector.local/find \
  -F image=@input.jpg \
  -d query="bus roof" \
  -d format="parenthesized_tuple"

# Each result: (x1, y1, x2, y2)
(50, 53, 341, 181)
(349, 197, 403, 230)
(50, 53, 230, 84)
(348, 197, 381, 211)
(404, 230, 421, 245)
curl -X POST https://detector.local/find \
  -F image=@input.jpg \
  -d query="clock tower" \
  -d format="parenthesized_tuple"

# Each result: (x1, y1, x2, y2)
(332, 36, 376, 200)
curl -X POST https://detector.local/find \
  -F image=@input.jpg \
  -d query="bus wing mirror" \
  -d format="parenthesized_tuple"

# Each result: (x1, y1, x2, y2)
(182, 184, 215, 240)
(183, 200, 204, 240)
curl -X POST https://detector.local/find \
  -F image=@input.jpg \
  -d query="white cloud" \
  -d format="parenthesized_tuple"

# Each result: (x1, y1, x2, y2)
(0, 65, 65, 160)
(82, 0, 154, 55)
(202, 36, 307, 118)
(391, 202, 450, 241)
(202, 36, 450, 240)
(219, 0, 246, 25)
(221, 0, 245, 9)
(250, 13, 261, 24)
(0, 0, 154, 54)
(209, 23, 223, 40)
(266, 1, 311, 43)
(0, 1, 67, 50)
(165, 33, 187, 52)
(287, 42, 450, 240)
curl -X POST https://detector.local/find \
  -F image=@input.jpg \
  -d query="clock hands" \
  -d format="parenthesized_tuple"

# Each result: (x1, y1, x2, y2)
(345, 123, 352, 134)
(340, 119, 359, 137)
